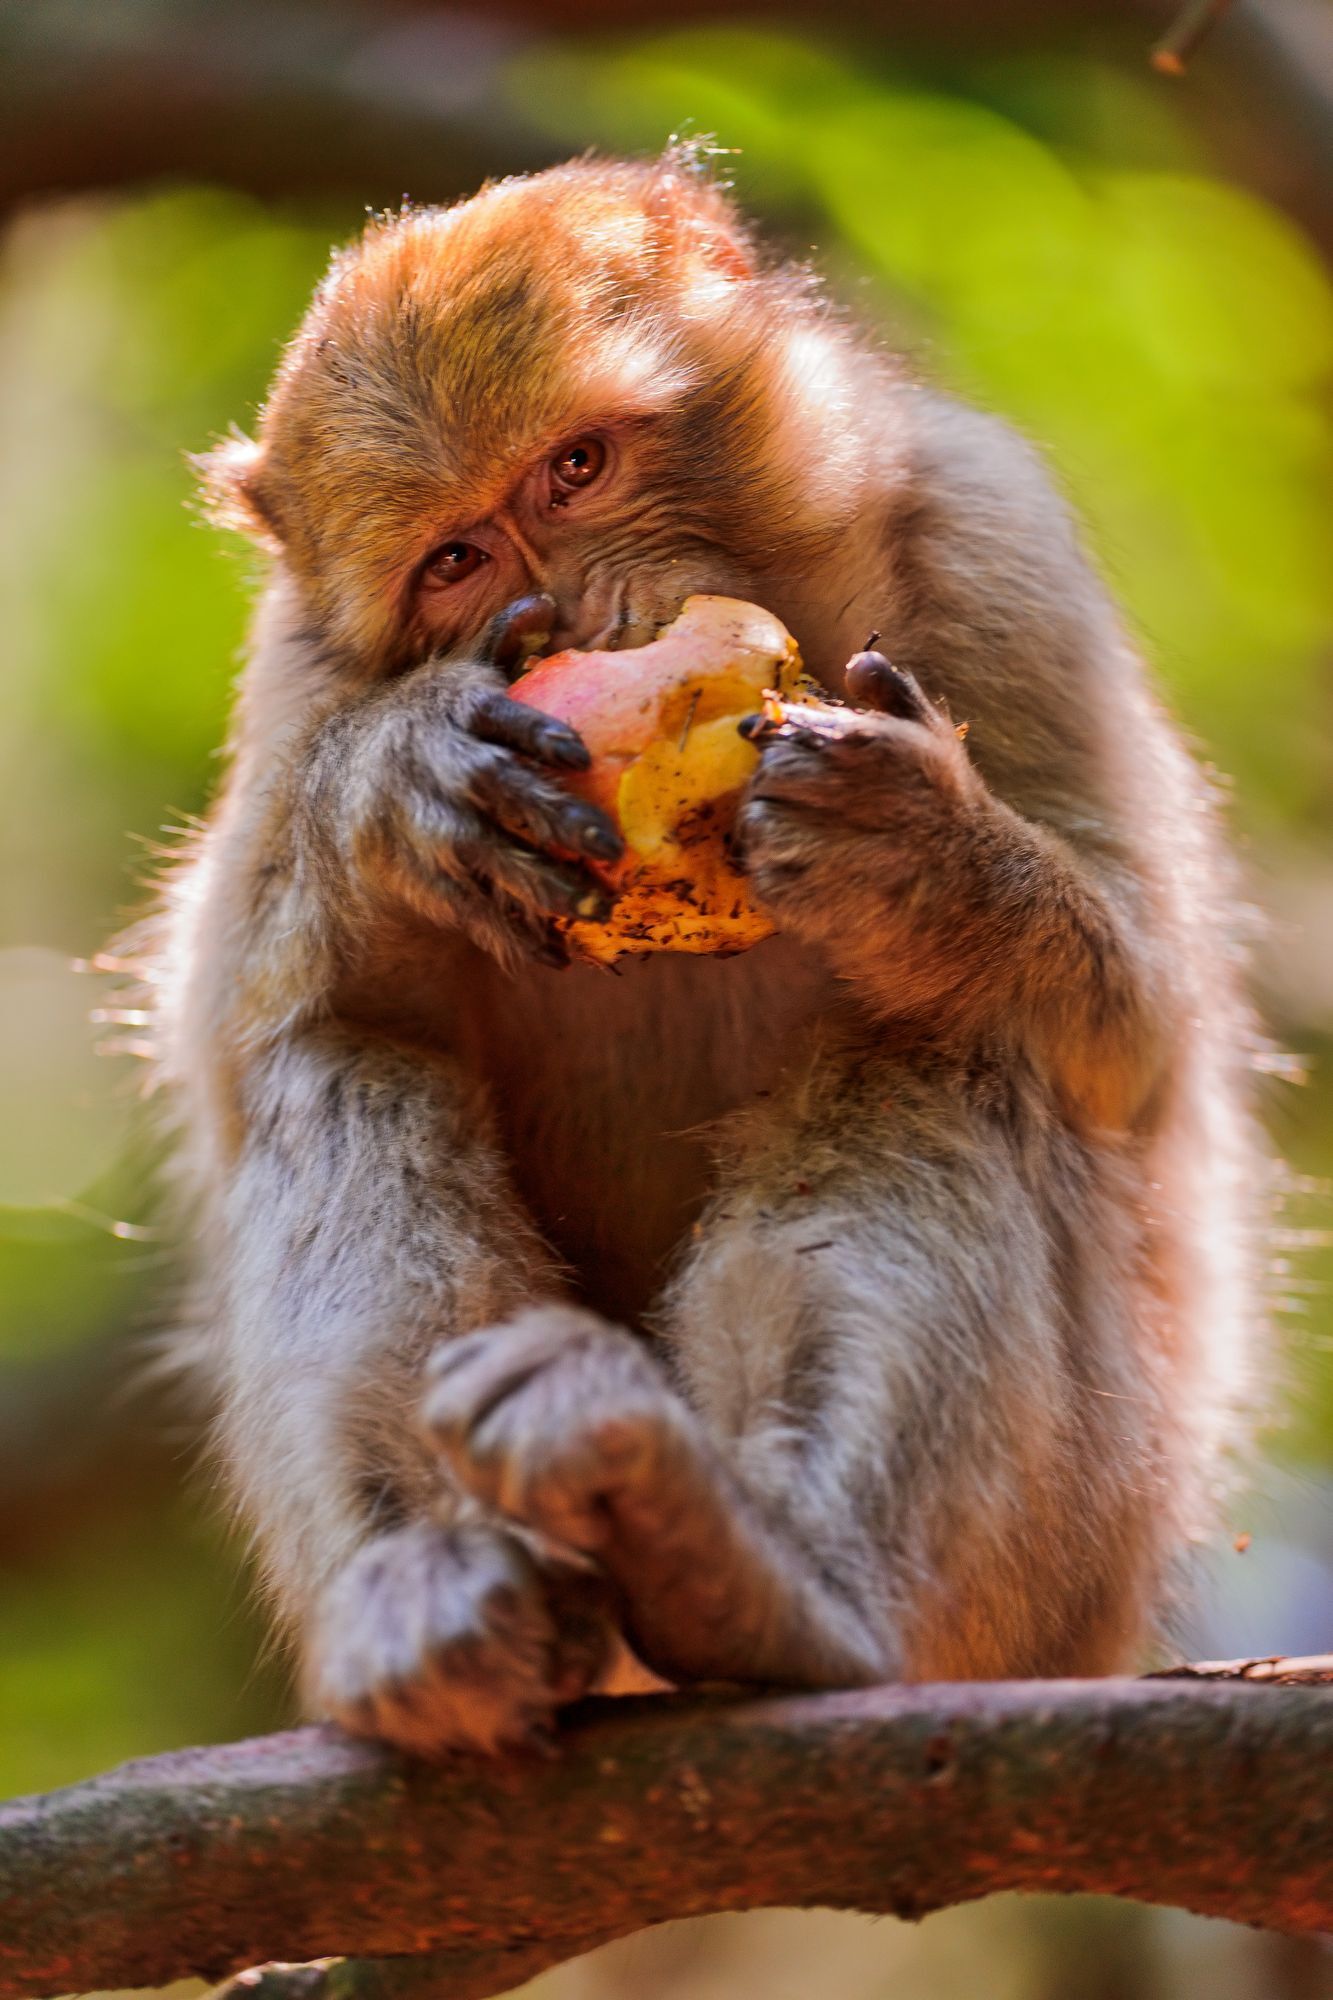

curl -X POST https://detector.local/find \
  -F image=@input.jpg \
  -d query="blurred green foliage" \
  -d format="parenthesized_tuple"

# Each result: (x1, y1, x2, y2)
(0, 1500, 284, 1798)
(1, 25, 1331, 1800)
(512, 28, 1333, 826)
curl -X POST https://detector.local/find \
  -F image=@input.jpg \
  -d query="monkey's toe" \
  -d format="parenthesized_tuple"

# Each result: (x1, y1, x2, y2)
(423, 1306, 689, 1555)
(306, 1518, 601, 1756)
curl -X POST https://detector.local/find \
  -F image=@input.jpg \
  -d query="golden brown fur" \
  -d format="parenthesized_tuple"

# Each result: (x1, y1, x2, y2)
(141, 152, 1259, 1750)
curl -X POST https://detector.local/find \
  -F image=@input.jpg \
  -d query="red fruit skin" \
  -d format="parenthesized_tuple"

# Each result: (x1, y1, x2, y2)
(507, 595, 806, 959)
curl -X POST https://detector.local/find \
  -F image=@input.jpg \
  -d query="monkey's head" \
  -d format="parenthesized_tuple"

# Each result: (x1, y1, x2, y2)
(200, 154, 875, 673)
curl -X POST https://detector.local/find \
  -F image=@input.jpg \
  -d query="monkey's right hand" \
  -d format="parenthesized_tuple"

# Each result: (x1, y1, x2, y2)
(340, 654, 624, 970)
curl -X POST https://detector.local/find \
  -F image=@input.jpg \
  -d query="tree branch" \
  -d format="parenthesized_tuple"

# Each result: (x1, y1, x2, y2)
(2, 1678, 1332, 2000)
(1151, 0, 1236, 74)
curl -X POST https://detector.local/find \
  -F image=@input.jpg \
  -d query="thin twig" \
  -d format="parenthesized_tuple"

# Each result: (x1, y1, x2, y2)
(1151, 0, 1236, 75)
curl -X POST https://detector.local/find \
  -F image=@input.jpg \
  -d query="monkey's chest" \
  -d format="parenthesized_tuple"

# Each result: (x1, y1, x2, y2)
(460, 941, 830, 1324)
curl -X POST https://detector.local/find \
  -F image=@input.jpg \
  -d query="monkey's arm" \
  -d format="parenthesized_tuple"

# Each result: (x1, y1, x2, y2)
(200, 600, 626, 1046)
(742, 399, 1175, 1136)
(740, 676, 1166, 1135)
(203, 1024, 613, 1753)
(165, 610, 629, 1752)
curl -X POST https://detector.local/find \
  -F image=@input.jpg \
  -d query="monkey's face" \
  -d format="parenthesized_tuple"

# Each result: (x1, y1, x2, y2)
(405, 416, 750, 662)
(202, 159, 869, 676)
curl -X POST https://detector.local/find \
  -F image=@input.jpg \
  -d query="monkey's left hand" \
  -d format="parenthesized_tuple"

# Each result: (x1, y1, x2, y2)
(737, 652, 985, 961)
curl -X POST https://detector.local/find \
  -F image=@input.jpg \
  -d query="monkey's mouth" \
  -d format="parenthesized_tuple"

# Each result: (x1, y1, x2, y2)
(550, 591, 668, 658)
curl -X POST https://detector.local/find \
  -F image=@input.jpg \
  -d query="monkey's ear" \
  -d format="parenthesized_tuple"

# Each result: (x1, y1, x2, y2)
(646, 147, 758, 285)
(193, 433, 283, 546)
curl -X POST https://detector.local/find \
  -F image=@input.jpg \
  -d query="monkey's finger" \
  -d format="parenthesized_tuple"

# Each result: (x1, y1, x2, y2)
(480, 592, 558, 677)
(738, 700, 867, 748)
(843, 652, 933, 725)
(456, 848, 612, 932)
(424, 1342, 552, 1454)
(424, 1335, 615, 1548)
(395, 793, 612, 947)
(403, 773, 617, 899)
(466, 747, 624, 866)
(422, 1309, 603, 1452)
(402, 726, 619, 863)
(396, 842, 569, 967)
(481, 892, 573, 969)
(456, 836, 616, 927)
(461, 685, 591, 770)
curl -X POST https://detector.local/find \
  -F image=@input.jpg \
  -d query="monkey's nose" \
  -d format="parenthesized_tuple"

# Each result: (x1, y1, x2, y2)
(485, 593, 557, 679)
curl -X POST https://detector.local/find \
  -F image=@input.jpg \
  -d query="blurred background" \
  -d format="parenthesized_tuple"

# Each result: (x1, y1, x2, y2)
(1, 1, 1331, 1994)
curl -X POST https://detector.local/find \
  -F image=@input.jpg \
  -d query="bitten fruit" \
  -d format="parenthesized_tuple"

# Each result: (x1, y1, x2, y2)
(509, 595, 813, 962)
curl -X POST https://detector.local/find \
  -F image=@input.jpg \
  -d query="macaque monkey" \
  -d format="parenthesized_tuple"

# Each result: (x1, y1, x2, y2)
(139, 152, 1257, 1753)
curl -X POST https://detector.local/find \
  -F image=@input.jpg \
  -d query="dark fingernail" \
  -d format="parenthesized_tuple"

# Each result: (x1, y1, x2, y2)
(844, 649, 896, 685)
(578, 817, 624, 861)
(489, 592, 558, 675)
(845, 652, 923, 719)
(541, 727, 591, 770)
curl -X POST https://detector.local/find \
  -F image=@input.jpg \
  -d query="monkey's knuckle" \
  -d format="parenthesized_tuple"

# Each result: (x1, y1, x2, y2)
(447, 674, 501, 730)
(453, 678, 499, 724)
(423, 1331, 487, 1392)
(424, 1397, 497, 1478)
(420, 1388, 465, 1453)
(404, 789, 469, 854)
(736, 795, 782, 843)
(754, 742, 821, 793)
(493, 768, 566, 837)
(448, 830, 516, 888)
(411, 715, 486, 787)
(739, 803, 816, 876)
(488, 852, 560, 914)
(464, 739, 517, 796)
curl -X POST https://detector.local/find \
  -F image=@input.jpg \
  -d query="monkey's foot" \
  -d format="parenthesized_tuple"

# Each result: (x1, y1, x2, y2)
(306, 1517, 612, 1756)
(422, 1305, 889, 1692)
(422, 1305, 698, 1563)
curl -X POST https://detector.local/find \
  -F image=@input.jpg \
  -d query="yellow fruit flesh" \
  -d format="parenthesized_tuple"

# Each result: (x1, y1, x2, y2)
(617, 712, 767, 860)
(575, 637, 811, 963)
(511, 595, 813, 963)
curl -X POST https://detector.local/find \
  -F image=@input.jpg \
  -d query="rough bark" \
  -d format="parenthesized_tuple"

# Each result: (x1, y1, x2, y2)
(2, 1679, 1331, 2000)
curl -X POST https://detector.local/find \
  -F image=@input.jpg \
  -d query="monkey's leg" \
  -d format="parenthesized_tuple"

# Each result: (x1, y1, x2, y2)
(424, 1037, 1167, 1690)
(214, 1025, 614, 1753)
(424, 1297, 889, 1688)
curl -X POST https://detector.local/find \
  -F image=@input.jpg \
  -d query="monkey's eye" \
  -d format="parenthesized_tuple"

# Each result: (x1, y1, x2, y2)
(420, 540, 488, 589)
(550, 436, 607, 498)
